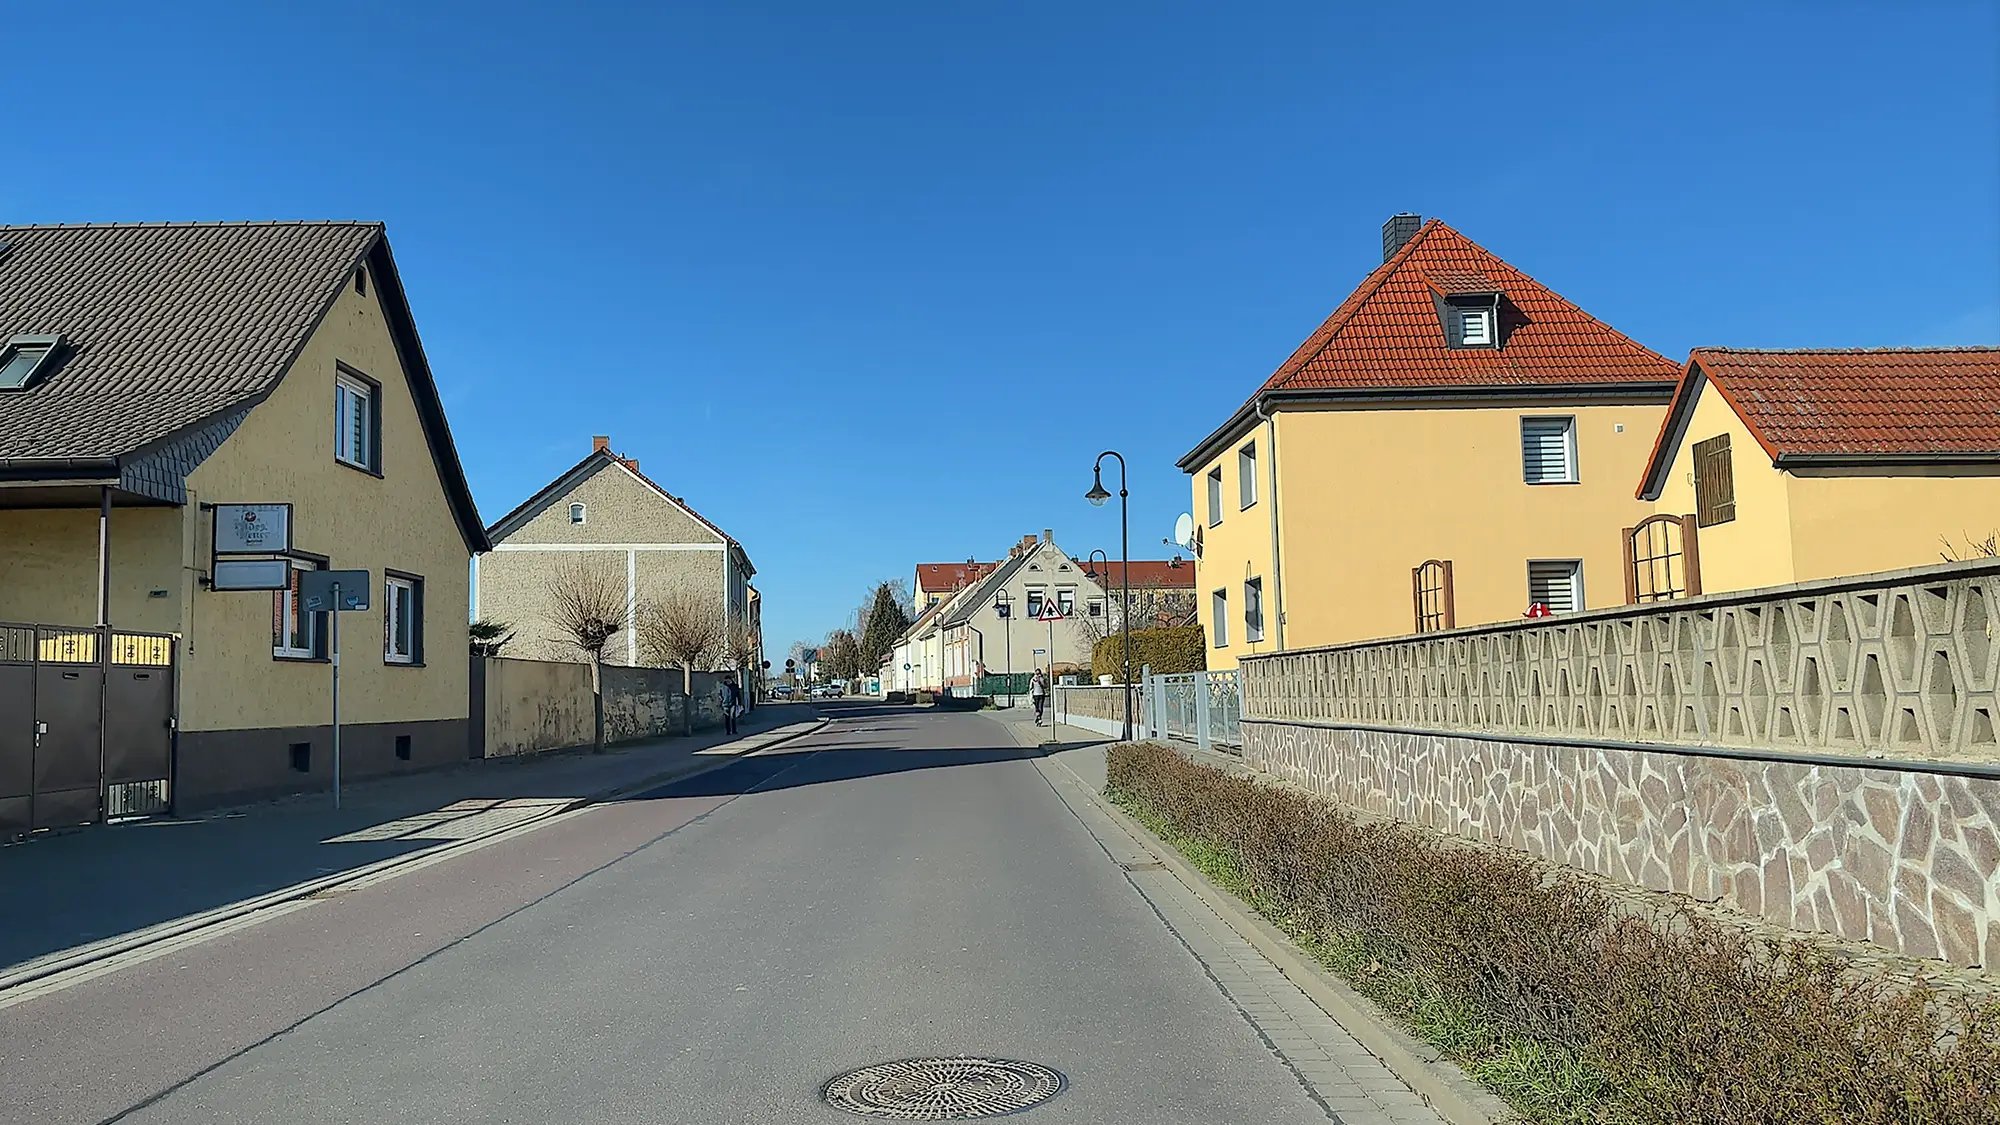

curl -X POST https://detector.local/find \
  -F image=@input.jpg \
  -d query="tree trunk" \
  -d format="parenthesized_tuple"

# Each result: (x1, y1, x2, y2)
(591, 654, 605, 754)
(681, 662, 694, 735)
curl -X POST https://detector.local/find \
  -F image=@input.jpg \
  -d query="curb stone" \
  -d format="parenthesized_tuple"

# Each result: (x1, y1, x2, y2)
(0, 717, 831, 998)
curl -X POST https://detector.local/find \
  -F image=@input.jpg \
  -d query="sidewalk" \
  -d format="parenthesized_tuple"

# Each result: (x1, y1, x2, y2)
(0, 704, 822, 975)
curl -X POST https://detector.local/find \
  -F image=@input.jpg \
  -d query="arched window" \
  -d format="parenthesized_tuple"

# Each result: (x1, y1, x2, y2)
(569, 502, 586, 525)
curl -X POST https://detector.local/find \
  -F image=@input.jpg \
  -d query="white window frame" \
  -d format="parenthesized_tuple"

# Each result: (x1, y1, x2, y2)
(1088, 598, 1103, 618)
(273, 558, 323, 659)
(569, 502, 587, 525)
(1211, 588, 1229, 647)
(384, 574, 420, 664)
(1238, 443, 1257, 509)
(1527, 559, 1585, 614)
(1460, 307, 1493, 346)
(1521, 416, 1578, 485)
(1244, 577, 1264, 643)
(1207, 467, 1224, 526)
(334, 372, 376, 471)
(1057, 589, 1075, 616)
(1026, 588, 1046, 619)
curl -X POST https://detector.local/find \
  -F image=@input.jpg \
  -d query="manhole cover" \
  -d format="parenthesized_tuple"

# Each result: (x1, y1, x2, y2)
(822, 1056, 1066, 1119)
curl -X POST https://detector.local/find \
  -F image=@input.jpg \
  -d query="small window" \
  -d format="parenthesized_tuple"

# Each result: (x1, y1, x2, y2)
(1521, 417, 1577, 484)
(1460, 308, 1492, 346)
(1211, 588, 1229, 647)
(1238, 443, 1257, 509)
(1088, 599, 1103, 618)
(569, 502, 587, 525)
(0, 334, 61, 391)
(354, 267, 367, 296)
(384, 574, 423, 664)
(1207, 468, 1224, 526)
(1693, 434, 1736, 527)
(1244, 578, 1264, 643)
(1528, 560, 1583, 614)
(334, 371, 378, 471)
(1057, 589, 1075, 616)
(1413, 560, 1455, 632)
(1026, 589, 1045, 618)
(273, 558, 325, 659)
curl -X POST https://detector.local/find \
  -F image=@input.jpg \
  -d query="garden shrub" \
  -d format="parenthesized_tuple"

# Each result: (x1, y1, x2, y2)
(1105, 742, 2000, 1125)
(1092, 626, 1206, 681)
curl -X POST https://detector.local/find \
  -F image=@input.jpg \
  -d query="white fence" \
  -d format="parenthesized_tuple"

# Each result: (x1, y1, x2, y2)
(1053, 669, 1243, 751)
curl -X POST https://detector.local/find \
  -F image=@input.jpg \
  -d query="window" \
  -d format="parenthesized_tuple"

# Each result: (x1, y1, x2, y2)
(1460, 308, 1492, 346)
(1211, 588, 1229, 647)
(334, 370, 378, 471)
(1413, 560, 1455, 632)
(384, 573, 423, 664)
(273, 558, 325, 659)
(1057, 589, 1075, 616)
(1527, 560, 1584, 614)
(1244, 578, 1265, 643)
(354, 266, 367, 296)
(1026, 589, 1045, 618)
(1207, 467, 1224, 526)
(1693, 434, 1736, 526)
(0, 334, 61, 391)
(569, 502, 587, 525)
(1238, 443, 1258, 508)
(1521, 416, 1577, 484)
(1088, 599, 1103, 618)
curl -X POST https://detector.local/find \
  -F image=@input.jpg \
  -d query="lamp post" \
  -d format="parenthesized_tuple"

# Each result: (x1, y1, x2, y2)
(995, 589, 1013, 707)
(1085, 451, 1132, 740)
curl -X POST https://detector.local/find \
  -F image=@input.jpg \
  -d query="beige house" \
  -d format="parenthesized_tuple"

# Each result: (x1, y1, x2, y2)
(476, 436, 755, 667)
(0, 221, 487, 818)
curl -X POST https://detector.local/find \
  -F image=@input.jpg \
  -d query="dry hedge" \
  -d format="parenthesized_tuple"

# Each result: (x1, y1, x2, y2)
(1106, 742, 2000, 1125)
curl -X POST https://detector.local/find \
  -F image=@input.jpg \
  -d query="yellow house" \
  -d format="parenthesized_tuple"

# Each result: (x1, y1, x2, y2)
(1636, 347, 2000, 594)
(0, 221, 488, 821)
(1177, 215, 1681, 667)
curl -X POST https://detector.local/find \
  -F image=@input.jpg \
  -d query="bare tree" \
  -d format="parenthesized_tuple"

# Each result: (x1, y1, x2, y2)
(637, 593, 724, 731)
(546, 559, 630, 752)
(1940, 532, 2000, 562)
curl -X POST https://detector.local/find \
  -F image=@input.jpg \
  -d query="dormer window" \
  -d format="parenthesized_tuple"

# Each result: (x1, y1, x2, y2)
(0, 334, 62, 391)
(1459, 308, 1492, 346)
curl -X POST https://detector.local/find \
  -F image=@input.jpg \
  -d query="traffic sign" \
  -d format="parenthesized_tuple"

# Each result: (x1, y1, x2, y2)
(1036, 598, 1066, 622)
(300, 569, 371, 613)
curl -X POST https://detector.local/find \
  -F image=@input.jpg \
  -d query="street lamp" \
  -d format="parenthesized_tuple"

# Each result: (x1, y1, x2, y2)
(1085, 451, 1132, 740)
(995, 589, 1013, 707)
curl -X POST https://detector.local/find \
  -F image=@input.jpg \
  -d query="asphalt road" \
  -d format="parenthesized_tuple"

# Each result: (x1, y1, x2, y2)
(7, 703, 1340, 1125)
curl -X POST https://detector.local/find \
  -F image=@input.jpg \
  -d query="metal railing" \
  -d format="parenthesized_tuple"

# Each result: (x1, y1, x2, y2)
(1140, 669, 1243, 753)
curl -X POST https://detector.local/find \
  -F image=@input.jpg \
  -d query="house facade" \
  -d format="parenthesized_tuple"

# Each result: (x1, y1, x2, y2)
(0, 221, 487, 818)
(1179, 215, 1680, 668)
(476, 437, 755, 667)
(1637, 347, 2000, 595)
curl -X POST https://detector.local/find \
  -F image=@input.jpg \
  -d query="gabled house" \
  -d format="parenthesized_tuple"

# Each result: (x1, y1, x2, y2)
(913, 560, 995, 611)
(1178, 214, 1681, 666)
(476, 436, 755, 667)
(1636, 347, 2000, 595)
(0, 221, 488, 816)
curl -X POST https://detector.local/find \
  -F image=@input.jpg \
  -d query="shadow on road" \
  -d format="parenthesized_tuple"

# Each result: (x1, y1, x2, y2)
(624, 740, 1051, 802)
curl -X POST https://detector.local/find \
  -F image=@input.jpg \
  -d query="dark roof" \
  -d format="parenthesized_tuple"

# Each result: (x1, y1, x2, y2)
(1638, 347, 2000, 497)
(1181, 219, 1678, 469)
(483, 446, 754, 574)
(0, 220, 488, 551)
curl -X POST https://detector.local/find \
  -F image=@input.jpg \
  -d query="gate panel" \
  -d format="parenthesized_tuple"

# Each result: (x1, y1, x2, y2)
(33, 627, 104, 830)
(104, 634, 175, 818)
(0, 633, 33, 835)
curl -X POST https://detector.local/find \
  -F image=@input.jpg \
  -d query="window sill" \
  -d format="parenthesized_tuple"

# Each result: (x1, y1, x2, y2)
(385, 659, 426, 668)
(1239, 502, 1257, 512)
(273, 652, 328, 664)
(1524, 479, 1580, 486)
(335, 457, 384, 479)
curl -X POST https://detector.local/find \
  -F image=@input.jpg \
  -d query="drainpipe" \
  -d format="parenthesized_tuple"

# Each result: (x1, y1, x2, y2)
(96, 485, 112, 627)
(1253, 398, 1285, 651)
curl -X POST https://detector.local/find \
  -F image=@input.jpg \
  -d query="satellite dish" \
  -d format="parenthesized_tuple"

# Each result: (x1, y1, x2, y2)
(1172, 513, 1195, 551)
(1189, 523, 1203, 560)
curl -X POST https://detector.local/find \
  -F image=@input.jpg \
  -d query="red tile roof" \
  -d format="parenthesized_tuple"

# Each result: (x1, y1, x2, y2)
(1637, 347, 2000, 497)
(1256, 220, 1678, 394)
(915, 562, 994, 591)
(1076, 560, 1195, 589)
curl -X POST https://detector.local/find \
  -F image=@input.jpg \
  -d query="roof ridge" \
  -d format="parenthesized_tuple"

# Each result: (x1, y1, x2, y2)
(1259, 220, 1445, 389)
(1695, 345, 2000, 356)
(0, 219, 383, 232)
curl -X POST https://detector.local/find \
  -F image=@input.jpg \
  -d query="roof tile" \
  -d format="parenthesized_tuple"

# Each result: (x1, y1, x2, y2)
(1691, 347, 2000, 457)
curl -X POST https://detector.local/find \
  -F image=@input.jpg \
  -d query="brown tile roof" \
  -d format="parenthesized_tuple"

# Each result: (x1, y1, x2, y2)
(915, 561, 994, 591)
(1637, 347, 2000, 498)
(1075, 559, 1195, 589)
(0, 221, 379, 461)
(1256, 220, 1679, 395)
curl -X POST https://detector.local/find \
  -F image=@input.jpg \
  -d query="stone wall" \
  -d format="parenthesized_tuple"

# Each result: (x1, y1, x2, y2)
(477, 657, 731, 757)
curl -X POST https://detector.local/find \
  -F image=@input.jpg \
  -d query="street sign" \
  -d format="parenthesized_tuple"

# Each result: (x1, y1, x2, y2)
(210, 559, 290, 591)
(300, 569, 371, 613)
(1036, 599, 1066, 622)
(212, 503, 292, 554)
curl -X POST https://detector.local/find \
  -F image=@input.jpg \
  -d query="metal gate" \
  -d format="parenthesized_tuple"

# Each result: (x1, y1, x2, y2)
(1622, 514, 1702, 604)
(0, 623, 177, 837)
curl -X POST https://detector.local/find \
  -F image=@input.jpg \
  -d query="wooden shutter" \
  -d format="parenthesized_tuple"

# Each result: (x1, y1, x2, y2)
(1693, 434, 1736, 526)
(1521, 417, 1575, 483)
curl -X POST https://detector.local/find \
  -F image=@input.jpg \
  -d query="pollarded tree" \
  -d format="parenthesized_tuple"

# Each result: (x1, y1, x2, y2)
(636, 592, 724, 733)
(545, 559, 630, 753)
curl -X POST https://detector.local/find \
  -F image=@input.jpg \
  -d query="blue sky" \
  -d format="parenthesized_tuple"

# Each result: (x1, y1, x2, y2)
(6, 2, 1997, 651)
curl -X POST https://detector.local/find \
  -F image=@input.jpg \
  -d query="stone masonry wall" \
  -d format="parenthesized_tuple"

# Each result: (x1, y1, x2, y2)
(1242, 722, 1999, 968)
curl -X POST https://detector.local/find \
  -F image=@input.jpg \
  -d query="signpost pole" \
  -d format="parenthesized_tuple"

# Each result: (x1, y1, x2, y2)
(331, 581, 342, 809)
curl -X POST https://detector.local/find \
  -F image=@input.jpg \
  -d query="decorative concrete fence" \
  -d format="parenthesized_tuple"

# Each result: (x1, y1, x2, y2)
(1238, 560, 2000, 969)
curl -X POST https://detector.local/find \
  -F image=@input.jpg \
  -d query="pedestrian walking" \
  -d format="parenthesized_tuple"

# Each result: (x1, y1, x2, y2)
(1029, 668, 1048, 725)
(721, 676, 742, 735)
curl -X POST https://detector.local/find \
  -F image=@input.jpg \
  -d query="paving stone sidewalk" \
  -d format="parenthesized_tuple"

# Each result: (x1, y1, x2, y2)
(0, 705, 821, 974)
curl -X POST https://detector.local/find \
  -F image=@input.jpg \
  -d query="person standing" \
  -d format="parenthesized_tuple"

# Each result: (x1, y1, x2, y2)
(1029, 668, 1048, 725)
(720, 676, 742, 735)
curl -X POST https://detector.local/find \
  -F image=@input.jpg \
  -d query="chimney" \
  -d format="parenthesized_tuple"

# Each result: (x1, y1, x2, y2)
(623, 458, 640, 473)
(1382, 213, 1422, 262)
(592, 435, 611, 453)
(1042, 528, 1053, 543)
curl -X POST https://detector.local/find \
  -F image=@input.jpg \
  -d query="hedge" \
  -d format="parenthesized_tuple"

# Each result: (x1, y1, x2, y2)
(1105, 743, 2000, 1125)
(1091, 626, 1205, 681)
